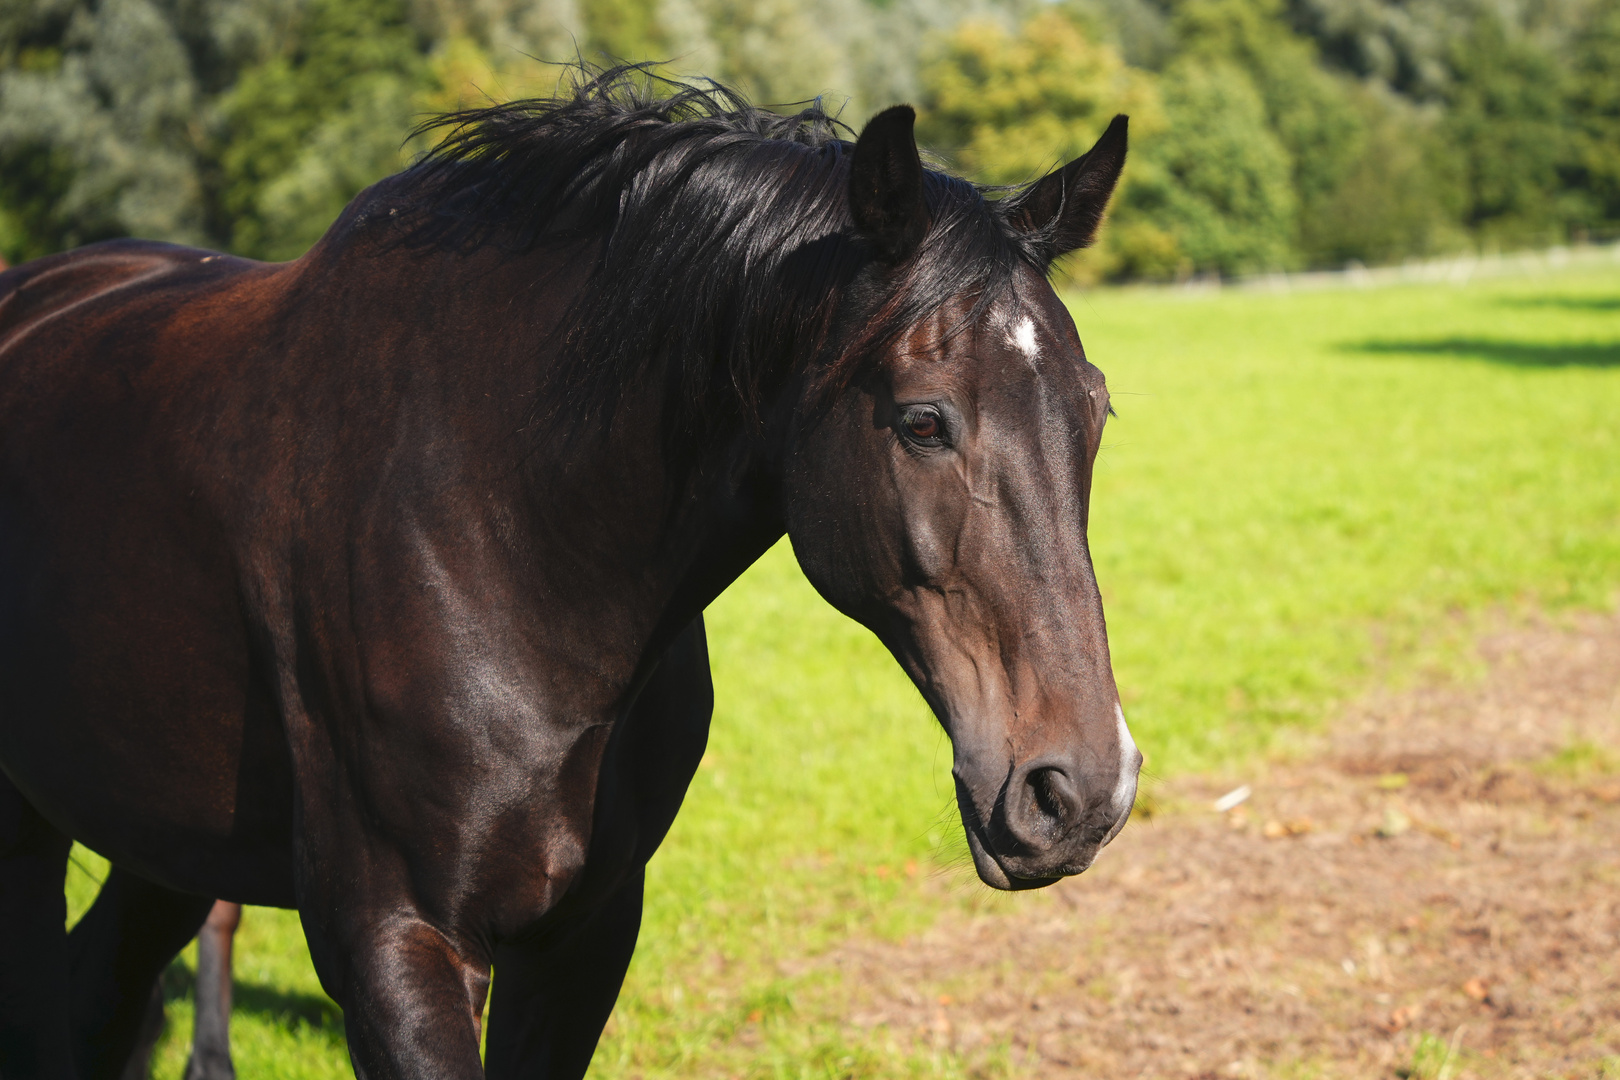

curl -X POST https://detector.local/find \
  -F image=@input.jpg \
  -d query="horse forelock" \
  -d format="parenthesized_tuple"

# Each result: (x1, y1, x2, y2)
(397, 63, 1042, 449)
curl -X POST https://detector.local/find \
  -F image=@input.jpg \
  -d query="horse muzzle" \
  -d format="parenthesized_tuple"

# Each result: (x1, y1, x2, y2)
(954, 719, 1143, 891)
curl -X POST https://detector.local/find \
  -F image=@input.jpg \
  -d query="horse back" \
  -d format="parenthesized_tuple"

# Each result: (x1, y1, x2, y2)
(0, 240, 301, 903)
(0, 238, 217, 308)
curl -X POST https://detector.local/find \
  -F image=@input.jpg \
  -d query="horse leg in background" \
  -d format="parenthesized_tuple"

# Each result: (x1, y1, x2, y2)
(116, 900, 241, 1080)
(0, 776, 75, 1079)
(183, 901, 241, 1080)
(66, 867, 214, 1080)
(482, 870, 644, 1080)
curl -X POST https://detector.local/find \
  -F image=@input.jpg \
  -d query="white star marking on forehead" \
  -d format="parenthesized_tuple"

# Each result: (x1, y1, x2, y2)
(1007, 316, 1039, 366)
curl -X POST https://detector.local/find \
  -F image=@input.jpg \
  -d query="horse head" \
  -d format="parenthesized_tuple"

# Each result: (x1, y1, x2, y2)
(784, 107, 1139, 890)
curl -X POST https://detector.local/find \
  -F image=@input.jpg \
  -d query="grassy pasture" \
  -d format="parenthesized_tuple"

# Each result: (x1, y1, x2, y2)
(66, 261, 1620, 1078)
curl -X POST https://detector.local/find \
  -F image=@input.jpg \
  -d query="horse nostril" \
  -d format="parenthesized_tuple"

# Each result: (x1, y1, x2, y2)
(1013, 765, 1080, 848)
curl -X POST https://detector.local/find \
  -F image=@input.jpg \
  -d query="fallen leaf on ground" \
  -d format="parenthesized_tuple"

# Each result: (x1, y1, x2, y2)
(1380, 1005, 1418, 1033)
(1376, 808, 1412, 837)
(1264, 818, 1317, 838)
(1416, 819, 1462, 847)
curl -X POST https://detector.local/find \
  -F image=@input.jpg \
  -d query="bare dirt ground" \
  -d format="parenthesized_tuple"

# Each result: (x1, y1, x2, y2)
(827, 616, 1620, 1079)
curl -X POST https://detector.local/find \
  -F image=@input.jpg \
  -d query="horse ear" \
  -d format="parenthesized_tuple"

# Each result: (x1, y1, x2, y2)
(1009, 114, 1129, 260)
(849, 105, 929, 264)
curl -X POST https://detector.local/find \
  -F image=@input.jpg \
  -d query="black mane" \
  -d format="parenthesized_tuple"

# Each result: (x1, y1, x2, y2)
(404, 64, 1045, 440)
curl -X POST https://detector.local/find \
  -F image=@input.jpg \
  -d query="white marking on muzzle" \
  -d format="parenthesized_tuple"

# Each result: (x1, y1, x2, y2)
(1111, 702, 1139, 815)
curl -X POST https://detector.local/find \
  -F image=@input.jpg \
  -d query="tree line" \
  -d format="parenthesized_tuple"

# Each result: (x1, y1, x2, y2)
(2, 0, 1616, 278)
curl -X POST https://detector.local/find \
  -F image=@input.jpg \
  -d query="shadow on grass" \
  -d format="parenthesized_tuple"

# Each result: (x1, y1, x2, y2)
(232, 983, 344, 1032)
(1345, 337, 1620, 367)
(1498, 295, 1620, 311)
(162, 961, 343, 1032)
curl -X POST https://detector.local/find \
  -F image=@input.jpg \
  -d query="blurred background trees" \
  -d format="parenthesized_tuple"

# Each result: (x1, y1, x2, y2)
(2, 0, 1617, 277)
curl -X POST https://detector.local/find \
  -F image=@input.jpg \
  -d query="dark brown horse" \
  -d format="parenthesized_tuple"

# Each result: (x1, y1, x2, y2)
(120, 900, 240, 1080)
(0, 68, 1138, 1079)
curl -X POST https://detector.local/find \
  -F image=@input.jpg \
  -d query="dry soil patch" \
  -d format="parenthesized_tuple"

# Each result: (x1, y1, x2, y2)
(824, 615, 1620, 1079)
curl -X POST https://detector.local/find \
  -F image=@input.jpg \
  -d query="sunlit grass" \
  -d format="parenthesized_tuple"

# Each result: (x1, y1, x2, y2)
(1081, 270, 1620, 771)
(68, 263, 1620, 1077)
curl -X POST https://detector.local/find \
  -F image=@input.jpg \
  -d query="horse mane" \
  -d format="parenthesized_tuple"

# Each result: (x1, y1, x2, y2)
(402, 64, 1042, 442)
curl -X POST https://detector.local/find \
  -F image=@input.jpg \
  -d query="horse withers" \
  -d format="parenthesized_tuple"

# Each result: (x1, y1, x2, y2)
(0, 68, 1139, 1079)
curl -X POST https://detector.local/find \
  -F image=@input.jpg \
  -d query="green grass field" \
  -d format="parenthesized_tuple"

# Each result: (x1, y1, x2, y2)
(67, 260, 1620, 1078)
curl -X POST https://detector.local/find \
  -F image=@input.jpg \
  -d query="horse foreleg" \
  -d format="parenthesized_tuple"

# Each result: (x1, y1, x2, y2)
(300, 905, 490, 1080)
(481, 619, 707, 1079)
(183, 900, 240, 1080)
(118, 985, 163, 1080)
(483, 869, 644, 1080)
(0, 779, 74, 1079)
(66, 868, 213, 1080)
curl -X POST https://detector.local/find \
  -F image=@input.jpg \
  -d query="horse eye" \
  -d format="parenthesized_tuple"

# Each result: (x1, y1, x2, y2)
(899, 406, 943, 443)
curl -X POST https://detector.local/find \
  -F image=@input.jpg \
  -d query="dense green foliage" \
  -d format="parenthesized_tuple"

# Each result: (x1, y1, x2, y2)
(61, 259, 1620, 1079)
(215, 0, 424, 257)
(920, 0, 1620, 279)
(4, 0, 1618, 274)
(0, 0, 997, 262)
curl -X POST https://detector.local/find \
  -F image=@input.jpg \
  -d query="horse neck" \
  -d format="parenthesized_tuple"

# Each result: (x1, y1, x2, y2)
(413, 238, 795, 666)
(275, 223, 781, 683)
(517, 365, 790, 665)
